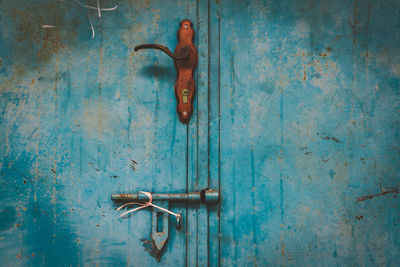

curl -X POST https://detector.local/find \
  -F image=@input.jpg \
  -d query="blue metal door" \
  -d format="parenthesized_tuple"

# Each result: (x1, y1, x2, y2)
(209, 0, 400, 266)
(1, 0, 400, 266)
(0, 0, 211, 265)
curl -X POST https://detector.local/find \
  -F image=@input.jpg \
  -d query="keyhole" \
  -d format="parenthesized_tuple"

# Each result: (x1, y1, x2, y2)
(156, 212, 163, 233)
(182, 89, 189, 104)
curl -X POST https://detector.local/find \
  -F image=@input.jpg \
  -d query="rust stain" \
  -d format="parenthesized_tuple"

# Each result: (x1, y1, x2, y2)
(1, 2, 80, 93)
(356, 184, 399, 203)
(11, 6, 76, 62)
(141, 238, 160, 261)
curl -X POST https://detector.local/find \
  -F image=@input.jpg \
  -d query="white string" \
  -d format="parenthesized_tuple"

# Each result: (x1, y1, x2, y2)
(96, 0, 101, 17)
(88, 14, 95, 39)
(59, 0, 118, 11)
(75, 0, 117, 11)
(117, 191, 181, 222)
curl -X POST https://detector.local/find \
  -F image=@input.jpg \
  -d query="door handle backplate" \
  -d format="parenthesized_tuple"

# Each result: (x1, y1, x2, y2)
(134, 20, 198, 123)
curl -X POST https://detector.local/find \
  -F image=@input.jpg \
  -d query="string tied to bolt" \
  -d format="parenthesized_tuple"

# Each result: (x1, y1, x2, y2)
(116, 191, 182, 225)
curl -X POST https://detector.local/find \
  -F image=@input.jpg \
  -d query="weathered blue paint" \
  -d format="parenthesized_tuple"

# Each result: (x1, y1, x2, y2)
(1, 0, 400, 266)
(0, 0, 198, 265)
(214, 0, 400, 266)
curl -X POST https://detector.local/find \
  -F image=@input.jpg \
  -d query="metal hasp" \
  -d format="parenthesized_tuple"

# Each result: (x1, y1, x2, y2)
(134, 20, 198, 123)
(111, 189, 219, 261)
(151, 201, 169, 261)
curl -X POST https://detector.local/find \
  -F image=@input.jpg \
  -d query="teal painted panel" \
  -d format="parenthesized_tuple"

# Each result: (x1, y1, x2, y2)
(2, 0, 400, 266)
(0, 0, 200, 266)
(216, 0, 400, 266)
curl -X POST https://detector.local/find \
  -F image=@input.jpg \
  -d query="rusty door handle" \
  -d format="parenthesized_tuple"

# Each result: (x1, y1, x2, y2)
(134, 44, 189, 60)
(134, 20, 198, 123)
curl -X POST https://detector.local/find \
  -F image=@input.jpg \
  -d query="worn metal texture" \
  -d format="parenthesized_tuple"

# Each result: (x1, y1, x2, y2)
(1, 0, 400, 266)
(111, 190, 219, 202)
(0, 0, 201, 265)
(214, 0, 400, 266)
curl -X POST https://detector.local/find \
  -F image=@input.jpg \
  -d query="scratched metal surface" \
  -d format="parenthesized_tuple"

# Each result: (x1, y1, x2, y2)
(214, 0, 400, 266)
(1, 0, 400, 266)
(0, 0, 201, 265)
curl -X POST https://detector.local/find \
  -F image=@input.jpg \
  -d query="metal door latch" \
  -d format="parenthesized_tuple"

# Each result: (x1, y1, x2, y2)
(111, 189, 219, 260)
(134, 20, 198, 123)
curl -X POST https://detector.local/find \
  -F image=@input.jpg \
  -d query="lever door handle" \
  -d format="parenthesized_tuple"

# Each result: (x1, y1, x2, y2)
(134, 20, 198, 123)
(134, 44, 189, 60)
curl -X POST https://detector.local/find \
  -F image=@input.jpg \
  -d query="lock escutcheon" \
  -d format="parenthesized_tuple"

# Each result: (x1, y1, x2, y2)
(182, 89, 189, 104)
